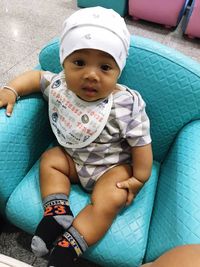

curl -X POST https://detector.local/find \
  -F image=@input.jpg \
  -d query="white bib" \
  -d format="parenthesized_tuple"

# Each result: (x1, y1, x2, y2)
(49, 76, 113, 148)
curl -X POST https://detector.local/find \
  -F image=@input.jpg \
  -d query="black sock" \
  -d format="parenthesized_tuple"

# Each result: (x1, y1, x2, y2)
(31, 194, 74, 257)
(48, 226, 88, 267)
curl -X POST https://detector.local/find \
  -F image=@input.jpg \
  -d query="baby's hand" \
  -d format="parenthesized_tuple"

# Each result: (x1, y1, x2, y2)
(117, 177, 144, 206)
(0, 87, 18, 116)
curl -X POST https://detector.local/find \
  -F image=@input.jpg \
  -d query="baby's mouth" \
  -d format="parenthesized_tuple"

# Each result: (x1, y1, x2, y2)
(82, 87, 97, 95)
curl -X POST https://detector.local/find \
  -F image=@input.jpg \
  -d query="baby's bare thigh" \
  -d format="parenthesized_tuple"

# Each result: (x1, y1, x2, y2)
(99, 164, 133, 184)
(40, 146, 79, 183)
(91, 164, 132, 205)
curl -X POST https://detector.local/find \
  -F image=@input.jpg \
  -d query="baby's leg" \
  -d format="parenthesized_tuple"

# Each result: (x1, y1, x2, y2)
(31, 146, 78, 257)
(74, 164, 131, 244)
(48, 165, 131, 266)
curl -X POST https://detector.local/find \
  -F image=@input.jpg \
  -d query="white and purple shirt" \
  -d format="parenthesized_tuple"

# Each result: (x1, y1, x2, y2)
(41, 71, 151, 191)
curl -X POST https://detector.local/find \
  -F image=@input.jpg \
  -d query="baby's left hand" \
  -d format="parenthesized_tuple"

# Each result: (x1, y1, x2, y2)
(117, 177, 144, 206)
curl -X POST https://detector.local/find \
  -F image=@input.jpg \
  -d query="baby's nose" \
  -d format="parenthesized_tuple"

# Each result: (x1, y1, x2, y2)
(83, 68, 99, 81)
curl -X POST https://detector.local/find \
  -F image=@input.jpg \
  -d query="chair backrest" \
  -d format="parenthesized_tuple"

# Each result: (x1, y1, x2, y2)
(77, 0, 128, 17)
(39, 36, 200, 162)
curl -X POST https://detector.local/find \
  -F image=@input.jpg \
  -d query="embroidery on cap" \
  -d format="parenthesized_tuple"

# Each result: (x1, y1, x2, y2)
(93, 13, 100, 19)
(85, 34, 92, 40)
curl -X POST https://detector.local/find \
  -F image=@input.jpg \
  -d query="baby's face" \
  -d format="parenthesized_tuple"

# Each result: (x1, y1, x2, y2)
(63, 49, 120, 102)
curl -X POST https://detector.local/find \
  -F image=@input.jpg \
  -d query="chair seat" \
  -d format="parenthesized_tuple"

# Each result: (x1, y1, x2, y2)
(6, 157, 160, 267)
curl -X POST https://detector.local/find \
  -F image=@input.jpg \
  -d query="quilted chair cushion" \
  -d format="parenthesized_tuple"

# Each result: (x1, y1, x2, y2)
(119, 36, 200, 161)
(145, 120, 200, 262)
(0, 95, 53, 212)
(39, 38, 62, 73)
(6, 156, 159, 267)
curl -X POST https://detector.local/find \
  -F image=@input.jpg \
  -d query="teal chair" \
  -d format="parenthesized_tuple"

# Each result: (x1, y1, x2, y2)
(1, 36, 200, 266)
(77, 0, 128, 17)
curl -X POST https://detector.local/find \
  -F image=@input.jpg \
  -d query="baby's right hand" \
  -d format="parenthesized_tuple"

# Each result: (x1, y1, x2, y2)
(0, 87, 17, 116)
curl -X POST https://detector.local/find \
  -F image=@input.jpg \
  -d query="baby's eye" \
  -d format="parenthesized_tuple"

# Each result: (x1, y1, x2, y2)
(101, 64, 112, 71)
(74, 60, 85, 67)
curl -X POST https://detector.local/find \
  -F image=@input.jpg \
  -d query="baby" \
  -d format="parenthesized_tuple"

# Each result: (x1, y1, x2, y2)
(0, 7, 152, 267)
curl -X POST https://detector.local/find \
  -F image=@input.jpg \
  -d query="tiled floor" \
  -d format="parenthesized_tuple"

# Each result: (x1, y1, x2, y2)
(0, 0, 78, 87)
(0, 0, 200, 266)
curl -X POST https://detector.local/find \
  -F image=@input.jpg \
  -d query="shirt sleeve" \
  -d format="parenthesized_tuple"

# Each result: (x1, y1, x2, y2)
(126, 90, 151, 147)
(114, 88, 151, 147)
(40, 71, 57, 101)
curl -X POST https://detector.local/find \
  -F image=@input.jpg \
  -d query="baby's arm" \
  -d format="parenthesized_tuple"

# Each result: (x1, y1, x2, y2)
(117, 143, 153, 205)
(0, 70, 42, 116)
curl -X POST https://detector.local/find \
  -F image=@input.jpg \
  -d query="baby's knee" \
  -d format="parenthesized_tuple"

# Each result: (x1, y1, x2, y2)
(40, 147, 61, 167)
(40, 150, 54, 168)
(110, 188, 127, 210)
(95, 187, 127, 213)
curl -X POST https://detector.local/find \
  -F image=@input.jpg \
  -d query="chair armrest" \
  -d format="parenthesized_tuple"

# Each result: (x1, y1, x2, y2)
(145, 120, 200, 262)
(0, 94, 54, 213)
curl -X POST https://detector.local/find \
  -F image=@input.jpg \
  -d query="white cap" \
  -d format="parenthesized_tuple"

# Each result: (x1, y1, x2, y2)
(60, 6, 130, 73)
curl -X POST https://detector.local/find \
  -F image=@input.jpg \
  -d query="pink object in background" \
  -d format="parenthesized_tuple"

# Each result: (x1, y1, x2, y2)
(184, 0, 200, 38)
(128, 0, 189, 28)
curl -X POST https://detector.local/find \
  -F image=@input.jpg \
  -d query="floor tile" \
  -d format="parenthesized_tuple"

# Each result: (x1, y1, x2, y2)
(0, 48, 41, 87)
(0, 36, 37, 76)
(0, 223, 35, 266)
